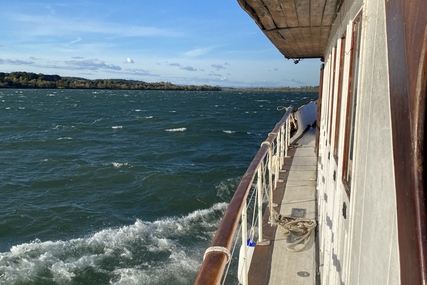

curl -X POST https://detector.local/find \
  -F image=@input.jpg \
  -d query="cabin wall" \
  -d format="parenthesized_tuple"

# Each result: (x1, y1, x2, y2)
(316, 0, 400, 284)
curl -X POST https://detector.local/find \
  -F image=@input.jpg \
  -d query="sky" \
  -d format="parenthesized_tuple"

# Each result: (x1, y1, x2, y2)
(0, 0, 321, 87)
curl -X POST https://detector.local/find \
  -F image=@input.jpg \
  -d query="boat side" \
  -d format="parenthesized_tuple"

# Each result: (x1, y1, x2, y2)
(317, 1, 400, 283)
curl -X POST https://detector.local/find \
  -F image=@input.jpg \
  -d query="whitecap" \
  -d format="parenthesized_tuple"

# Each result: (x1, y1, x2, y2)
(165, 128, 186, 132)
(57, 137, 73, 140)
(112, 126, 123, 129)
(223, 130, 235, 134)
(145, 116, 153, 119)
(134, 109, 142, 112)
(0, 203, 227, 284)
(112, 162, 130, 168)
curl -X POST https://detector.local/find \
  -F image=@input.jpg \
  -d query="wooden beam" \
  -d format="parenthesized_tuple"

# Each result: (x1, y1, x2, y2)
(295, 0, 311, 27)
(246, 0, 277, 30)
(311, 0, 328, 27)
(262, 0, 288, 28)
(281, 0, 299, 27)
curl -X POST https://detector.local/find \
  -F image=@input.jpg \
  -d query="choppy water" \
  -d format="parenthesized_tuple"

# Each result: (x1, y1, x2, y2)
(0, 89, 317, 284)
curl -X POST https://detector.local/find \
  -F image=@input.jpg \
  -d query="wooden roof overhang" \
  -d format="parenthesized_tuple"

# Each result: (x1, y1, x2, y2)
(237, 0, 342, 59)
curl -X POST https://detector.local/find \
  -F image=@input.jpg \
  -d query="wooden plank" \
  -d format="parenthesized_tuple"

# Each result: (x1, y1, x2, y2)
(300, 26, 314, 54)
(322, 0, 338, 26)
(276, 28, 300, 57)
(295, 0, 311, 27)
(264, 29, 294, 57)
(281, 0, 299, 27)
(311, 0, 327, 27)
(247, 151, 295, 285)
(289, 27, 309, 55)
(261, 0, 288, 28)
(246, 0, 277, 30)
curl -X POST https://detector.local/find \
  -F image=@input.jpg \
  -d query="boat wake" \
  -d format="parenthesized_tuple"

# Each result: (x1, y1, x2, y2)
(0, 203, 227, 285)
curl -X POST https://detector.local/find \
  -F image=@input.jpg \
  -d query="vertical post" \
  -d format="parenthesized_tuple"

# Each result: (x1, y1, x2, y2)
(241, 199, 248, 285)
(284, 121, 288, 160)
(276, 128, 283, 170)
(278, 128, 283, 169)
(257, 166, 263, 241)
(268, 147, 274, 224)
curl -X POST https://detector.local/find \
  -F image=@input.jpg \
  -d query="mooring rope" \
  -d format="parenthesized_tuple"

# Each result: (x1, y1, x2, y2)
(273, 214, 316, 252)
(259, 140, 317, 252)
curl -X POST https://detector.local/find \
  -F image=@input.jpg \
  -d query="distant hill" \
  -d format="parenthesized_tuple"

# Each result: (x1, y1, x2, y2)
(0, 71, 222, 91)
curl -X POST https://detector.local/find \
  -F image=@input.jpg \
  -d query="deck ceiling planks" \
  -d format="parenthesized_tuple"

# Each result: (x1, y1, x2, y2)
(238, 0, 340, 58)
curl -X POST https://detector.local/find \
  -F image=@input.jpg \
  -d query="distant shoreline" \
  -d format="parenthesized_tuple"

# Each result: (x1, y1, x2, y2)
(0, 71, 319, 92)
(0, 71, 221, 91)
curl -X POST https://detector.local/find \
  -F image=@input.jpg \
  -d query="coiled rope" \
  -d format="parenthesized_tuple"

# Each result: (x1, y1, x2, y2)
(259, 141, 316, 252)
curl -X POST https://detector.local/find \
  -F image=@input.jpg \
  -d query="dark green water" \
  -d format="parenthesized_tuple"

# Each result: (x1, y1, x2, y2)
(0, 89, 317, 284)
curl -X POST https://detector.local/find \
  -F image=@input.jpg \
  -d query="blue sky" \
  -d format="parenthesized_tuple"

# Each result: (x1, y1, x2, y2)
(0, 1, 321, 87)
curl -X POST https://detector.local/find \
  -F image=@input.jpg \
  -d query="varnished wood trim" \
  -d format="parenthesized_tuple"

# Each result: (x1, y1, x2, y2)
(194, 108, 294, 285)
(385, 0, 427, 283)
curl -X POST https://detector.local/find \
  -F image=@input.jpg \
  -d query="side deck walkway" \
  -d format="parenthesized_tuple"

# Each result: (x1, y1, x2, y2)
(248, 128, 317, 285)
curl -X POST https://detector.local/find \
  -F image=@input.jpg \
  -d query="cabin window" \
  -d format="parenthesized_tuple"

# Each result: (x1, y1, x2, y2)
(333, 36, 347, 162)
(328, 47, 337, 145)
(342, 12, 363, 195)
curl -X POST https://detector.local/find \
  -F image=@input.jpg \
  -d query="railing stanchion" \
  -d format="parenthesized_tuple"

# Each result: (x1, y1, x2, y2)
(268, 147, 274, 225)
(194, 107, 294, 285)
(284, 124, 287, 162)
(257, 166, 263, 242)
(241, 199, 248, 285)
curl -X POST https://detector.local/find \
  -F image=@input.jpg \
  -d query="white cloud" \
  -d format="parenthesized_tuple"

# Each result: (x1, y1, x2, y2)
(124, 69, 158, 77)
(63, 58, 121, 71)
(13, 14, 180, 38)
(0, 58, 35, 65)
(70, 37, 82, 44)
(183, 48, 211, 57)
(126, 58, 134, 64)
(211, 64, 226, 70)
(180, 66, 197, 72)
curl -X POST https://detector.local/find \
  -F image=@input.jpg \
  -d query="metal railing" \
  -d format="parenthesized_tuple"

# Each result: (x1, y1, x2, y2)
(194, 107, 293, 285)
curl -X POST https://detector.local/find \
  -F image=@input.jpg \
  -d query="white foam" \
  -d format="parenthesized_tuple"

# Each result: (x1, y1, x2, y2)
(223, 130, 235, 134)
(112, 126, 123, 129)
(165, 128, 186, 132)
(0, 203, 227, 284)
(112, 162, 130, 168)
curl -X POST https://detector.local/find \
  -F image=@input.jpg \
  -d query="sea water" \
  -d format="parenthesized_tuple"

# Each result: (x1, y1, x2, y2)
(0, 89, 317, 284)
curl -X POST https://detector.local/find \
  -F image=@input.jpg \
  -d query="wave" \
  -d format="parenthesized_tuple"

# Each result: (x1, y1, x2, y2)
(111, 162, 130, 168)
(223, 130, 235, 134)
(165, 128, 186, 132)
(112, 126, 123, 129)
(0, 203, 227, 285)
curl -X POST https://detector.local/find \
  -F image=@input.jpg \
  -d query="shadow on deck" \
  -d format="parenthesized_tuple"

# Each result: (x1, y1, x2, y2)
(248, 128, 317, 285)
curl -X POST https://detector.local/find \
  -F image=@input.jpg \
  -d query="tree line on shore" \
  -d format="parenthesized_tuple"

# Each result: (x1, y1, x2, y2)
(0, 72, 222, 91)
(0, 71, 319, 92)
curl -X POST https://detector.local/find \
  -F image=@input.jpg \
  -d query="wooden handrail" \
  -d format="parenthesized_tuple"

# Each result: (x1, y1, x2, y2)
(194, 107, 293, 285)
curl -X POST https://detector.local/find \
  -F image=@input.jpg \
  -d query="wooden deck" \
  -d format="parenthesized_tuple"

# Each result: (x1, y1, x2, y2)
(248, 128, 317, 285)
